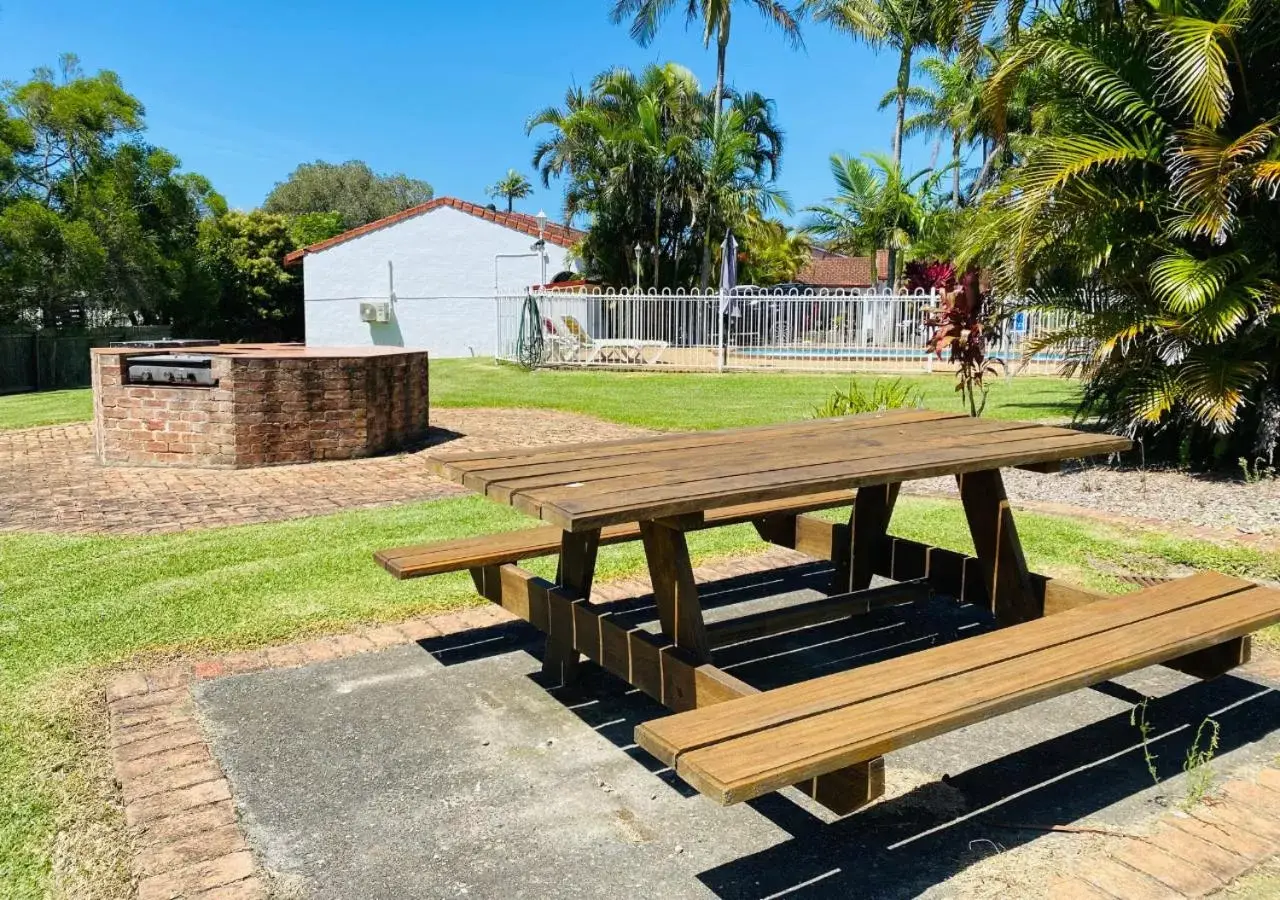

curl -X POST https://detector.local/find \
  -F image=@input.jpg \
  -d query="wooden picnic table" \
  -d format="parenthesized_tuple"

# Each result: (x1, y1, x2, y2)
(406, 410, 1280, 815)
(427, 409, 1130, 643)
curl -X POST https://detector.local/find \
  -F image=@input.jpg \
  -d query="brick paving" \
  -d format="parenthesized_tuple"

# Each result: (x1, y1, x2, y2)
(0, 408, 651, 535)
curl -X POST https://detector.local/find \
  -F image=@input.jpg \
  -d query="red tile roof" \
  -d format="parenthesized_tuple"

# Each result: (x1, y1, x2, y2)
(282, 197, 585, 266)
(796, 250, 888, 288)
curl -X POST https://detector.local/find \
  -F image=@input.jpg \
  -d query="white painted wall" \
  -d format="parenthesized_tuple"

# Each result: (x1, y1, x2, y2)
(302, 206, 574, 357)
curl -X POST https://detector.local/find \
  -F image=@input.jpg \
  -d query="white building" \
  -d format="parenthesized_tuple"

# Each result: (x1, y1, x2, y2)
(285, 197, 582, 358)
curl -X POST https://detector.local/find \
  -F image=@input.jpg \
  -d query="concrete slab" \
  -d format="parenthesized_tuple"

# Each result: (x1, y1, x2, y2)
(195, 567, 1280, 899)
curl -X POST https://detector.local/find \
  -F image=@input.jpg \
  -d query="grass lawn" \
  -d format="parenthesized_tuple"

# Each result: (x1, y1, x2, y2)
(3, 492, 1280, 896)
(0, 358, 1081, 433)
(430, 358, 1082, 428)
(0, 389, 94, 430)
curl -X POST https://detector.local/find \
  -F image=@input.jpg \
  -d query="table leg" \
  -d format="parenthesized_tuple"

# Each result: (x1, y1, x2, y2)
(833, 483, 901, 594)
(543, 529, 601, 686)
(955, 469, 1040, 626)
(639, 521, 712, 663)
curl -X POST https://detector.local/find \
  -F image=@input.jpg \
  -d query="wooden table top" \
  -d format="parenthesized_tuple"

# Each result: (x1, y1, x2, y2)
(427, 409, 1132, 532)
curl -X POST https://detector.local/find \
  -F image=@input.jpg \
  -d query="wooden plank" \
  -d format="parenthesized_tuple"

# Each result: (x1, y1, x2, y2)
(543, 529, 600, 686)
(706, 581, 928, 647)
(539, 431, 1131, 531)
(433, 408, 956, 471)
(833, 483, 900, 594)
(517, 419, 1056, 516)
(956, 470, 1039, 626)
(497, 417, 1033, 510)
(375, 490, 855, 579)
(1041, 578, 1109, 615)
(796, 515, 843, 561)
(428, 408, 961, 477)
(639, 521, 711, 663)
(475, 415, 968, 500)
(635, 571, 1254, 766)
(1165, 635, 1251, 679)
(752, 514, 798, 548)
(667, 584, 1280, 805)
(802, 757, 885, 815)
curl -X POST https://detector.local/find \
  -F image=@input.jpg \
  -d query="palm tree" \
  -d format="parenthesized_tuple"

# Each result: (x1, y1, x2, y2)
(527, 63, 786, 289)
(610, 0, 802, 122)
(696, 93, 788, 288)
(487, 169, 533, 212)
(962, 0, 1280, 466)
(804, 151, 947, 287)
(804, 0, 940, 167)
(884, 53, 981, 204)
(739, 213, 812, 284)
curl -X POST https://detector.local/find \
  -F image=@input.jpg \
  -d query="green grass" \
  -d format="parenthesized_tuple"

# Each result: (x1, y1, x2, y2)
(430, 358, 1082, 428)
(0, 359, 1081, 433)
(4, 493, 1280, 896)
(0, 389, 93, 430)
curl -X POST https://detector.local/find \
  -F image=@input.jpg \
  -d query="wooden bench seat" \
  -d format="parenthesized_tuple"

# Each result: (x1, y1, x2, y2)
(374, 490, 856, 579)
(635, 571, 1280, 806)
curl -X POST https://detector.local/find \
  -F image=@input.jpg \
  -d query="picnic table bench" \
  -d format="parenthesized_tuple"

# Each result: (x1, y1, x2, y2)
(377, 409, 1280, 815)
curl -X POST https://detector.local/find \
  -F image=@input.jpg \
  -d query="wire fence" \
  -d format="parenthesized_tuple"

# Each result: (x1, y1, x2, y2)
(496, 289, 1068, 374)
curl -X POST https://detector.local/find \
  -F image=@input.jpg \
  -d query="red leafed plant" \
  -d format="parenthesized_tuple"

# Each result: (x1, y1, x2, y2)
(925, 268, 1006, 417)
(904, 259, 957, 293)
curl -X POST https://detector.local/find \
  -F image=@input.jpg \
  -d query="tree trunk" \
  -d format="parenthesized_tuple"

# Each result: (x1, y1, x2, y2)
(972, 139, 1004, 198)
(952, 129, 962, 206)
(893, 45, 912, 168)
(507, 196, 514, 213)
(886, 247, 897, 292)
(654, 192, 662, 290)
(712, 26, 728, 119)
(701, 32, 730, 292)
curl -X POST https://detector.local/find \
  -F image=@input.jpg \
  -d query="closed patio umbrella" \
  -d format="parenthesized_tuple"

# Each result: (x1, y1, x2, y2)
(718, 230, 738, 369)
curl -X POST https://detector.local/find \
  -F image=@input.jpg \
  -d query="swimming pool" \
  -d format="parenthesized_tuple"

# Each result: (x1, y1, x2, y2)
(732, 346, 1066, 363)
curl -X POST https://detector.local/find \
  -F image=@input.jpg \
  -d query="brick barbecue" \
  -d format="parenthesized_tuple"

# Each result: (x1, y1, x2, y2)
(91, 343, 429, 468)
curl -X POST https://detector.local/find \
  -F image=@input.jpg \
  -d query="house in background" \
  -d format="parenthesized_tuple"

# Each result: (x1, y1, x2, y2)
(284, 197, 582, 358)
(794, 249, 890, 290)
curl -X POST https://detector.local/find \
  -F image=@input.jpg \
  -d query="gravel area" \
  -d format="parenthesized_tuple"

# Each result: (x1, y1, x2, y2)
(908, 463, 1280, 538)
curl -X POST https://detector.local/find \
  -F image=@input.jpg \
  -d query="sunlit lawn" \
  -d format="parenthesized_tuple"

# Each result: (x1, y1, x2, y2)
(429, 358, 1081, 428)
(0, 389, 93, 430)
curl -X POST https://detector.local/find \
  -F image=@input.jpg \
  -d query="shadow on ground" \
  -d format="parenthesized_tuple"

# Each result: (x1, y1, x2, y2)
(420, 563, 1280, 898)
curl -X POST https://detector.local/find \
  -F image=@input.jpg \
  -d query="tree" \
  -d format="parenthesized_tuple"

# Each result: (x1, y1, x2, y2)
(961, 0, 1280, 467)
(886, 53, 981, 204)
(487, 169, 533, 212)
(805, 0, 940, 168)
(0, 54, 143, 208)
(263, 161, 433, 228)
(528, 63, 785, 289)
(738, 214, 811, 284)
(286, 211, 346, 249)
(0, 58, 222, 330)
(804, 151, 947, 286)
(610, 0, 802, 122)
(195, 211, 301, 341)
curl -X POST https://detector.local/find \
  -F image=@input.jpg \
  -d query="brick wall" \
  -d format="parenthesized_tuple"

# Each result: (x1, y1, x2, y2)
(92, 348, 429, 469)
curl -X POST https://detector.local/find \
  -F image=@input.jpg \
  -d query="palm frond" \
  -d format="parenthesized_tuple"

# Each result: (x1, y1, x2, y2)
(1148, 0, 1249, 130)
(1177, 352, 1265, 432)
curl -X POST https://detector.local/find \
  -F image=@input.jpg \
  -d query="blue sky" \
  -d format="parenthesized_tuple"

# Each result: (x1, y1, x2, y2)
(1, 0, 949, 225)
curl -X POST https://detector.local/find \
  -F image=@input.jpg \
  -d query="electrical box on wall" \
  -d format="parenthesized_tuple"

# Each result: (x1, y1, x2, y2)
(359, 301, 391, 324)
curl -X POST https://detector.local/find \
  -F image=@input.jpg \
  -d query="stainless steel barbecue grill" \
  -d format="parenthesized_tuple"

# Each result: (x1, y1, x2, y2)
(125, 354, 219, 387)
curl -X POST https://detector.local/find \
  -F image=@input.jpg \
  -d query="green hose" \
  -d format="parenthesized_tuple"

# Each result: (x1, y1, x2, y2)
(515, 292, 545, 369)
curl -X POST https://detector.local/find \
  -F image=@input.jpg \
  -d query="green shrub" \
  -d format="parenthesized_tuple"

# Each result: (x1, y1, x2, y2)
(812, 378, 925, 418)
